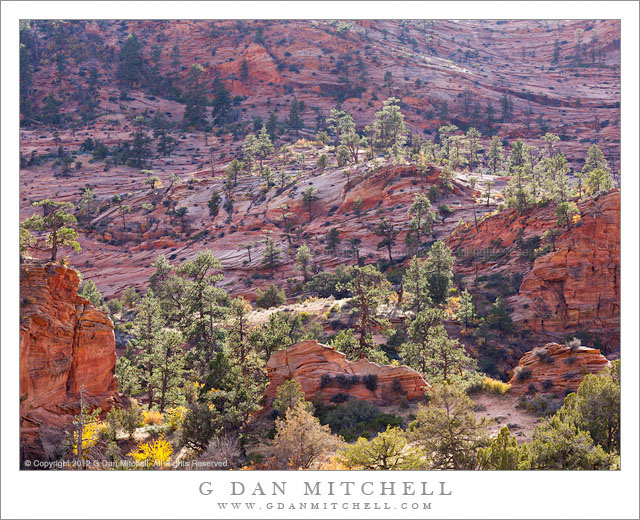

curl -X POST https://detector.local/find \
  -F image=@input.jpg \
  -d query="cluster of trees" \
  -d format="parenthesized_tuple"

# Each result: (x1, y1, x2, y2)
(261, 360, 619, 470)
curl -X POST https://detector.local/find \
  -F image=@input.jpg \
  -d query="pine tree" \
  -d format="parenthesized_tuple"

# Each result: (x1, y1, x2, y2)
(132, 290, 164, 410)
(302, 186, 318, 223)
(456, 289, 476, 329)
(294, 244, 313, 282)
(182, 64, 209, 130)
(261, 234, 283, 276)
(118, 33, 145, 88)
(402, 257, 433, 313)
(21, 199, 81, 261)
(287, 98, 305, 137)
(425, 240, 454, 304)
(405, 193, 436, 253)
(374, 218, 398, 263)
(373, 97, 407, 153)
(338, 265, 392, 356)
(151, 329, 185, 412)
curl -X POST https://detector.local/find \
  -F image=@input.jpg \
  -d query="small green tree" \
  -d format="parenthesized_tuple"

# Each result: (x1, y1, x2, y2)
(151, 329, 185, 412)
(406, 193, 436, 252)
(585, 168, 614, 196)
(79, 280, 104, 308)
(555, 201, 579, 228)
(302, 186, 318, 223)
(522, 415, 617, 470)
(208, 190, 221, 218)
(261, 235, 283, 276)
(294, 244, 313, 282)
(374, 218, 398, 263)
(456, 289, 476, 329)
(409, 383, 491, 469)
(21, 199, 81, 261)
(339, 426, 423, 470)
(425, 240, 454, 304)
(402, 257, 432, 313)
(225, 159, 244, 186)
(272, 379, 311, 416)
(326, 228, 340, 254)
(476, 426, 524, 470)
(338, 265, 392, 357)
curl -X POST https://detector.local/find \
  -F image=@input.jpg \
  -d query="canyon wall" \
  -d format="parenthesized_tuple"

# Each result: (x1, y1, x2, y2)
(20, 263, 118, 462)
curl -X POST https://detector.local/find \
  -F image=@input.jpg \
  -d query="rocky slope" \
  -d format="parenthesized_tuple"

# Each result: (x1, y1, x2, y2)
(264, 340, 428, 406)
(447, 190, 620, 350)
(508, 342, 609, 396)
(20, 263, 119, 461)
(21, 20, 620, 167)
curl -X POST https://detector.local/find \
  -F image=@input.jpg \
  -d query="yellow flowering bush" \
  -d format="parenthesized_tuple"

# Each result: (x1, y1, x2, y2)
(72, 422, 100, 456)
(166, 406, 188, 432)
(128, 435, 173, 469)
(143, 410, 164, 425)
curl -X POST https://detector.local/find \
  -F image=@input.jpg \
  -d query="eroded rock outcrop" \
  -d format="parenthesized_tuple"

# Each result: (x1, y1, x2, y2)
(20, 263, 118, 462)
(448, 191, 620, 351)
(508, 342, 609, 396)
(265, 340, 429, 406)
(511, 192, 620, 349)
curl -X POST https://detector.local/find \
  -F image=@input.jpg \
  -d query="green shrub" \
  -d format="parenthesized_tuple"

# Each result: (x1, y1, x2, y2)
(255, 284, 286, 309)
(514, 366, 532, 382)
(181, 403, 219, 452)
(319, 399, 402, 442)
(363, 374, 378, 392)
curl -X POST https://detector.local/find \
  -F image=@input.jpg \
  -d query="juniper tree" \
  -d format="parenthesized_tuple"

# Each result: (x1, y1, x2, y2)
(409, 383, 491, 469)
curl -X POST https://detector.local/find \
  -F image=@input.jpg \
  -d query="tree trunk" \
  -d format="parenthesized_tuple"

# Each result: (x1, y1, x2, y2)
(51, 224, 58, 261)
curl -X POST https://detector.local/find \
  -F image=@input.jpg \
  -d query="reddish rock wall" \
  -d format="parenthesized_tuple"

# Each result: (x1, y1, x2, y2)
(265, 340, 429, 406)
(511, 192, 620, 348)
(20, 263, 118, 461)
(508, 342, 609, 396)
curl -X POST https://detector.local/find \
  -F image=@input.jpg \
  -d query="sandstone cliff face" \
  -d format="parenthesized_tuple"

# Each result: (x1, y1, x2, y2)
(508, 342, 609, 396)
(511, 193, 620, 349)
(20, 263, 118, 461)
(447, 191, 620, 351)
(265, 340, 429, 406)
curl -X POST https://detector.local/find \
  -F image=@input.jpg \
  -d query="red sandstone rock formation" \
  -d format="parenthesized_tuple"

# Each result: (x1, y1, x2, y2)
(447, 191, 620, 350)
(508, 342, 609, 396)
(264, 340, 429, 406)
(20, 263, 118, 461)
(512, 192, 620, 348)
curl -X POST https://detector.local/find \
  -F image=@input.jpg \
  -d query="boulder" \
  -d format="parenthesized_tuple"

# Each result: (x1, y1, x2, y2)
(265, 340, 429, 406)
(20, 263, 118, 462)
(508, 342, 610, 396)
